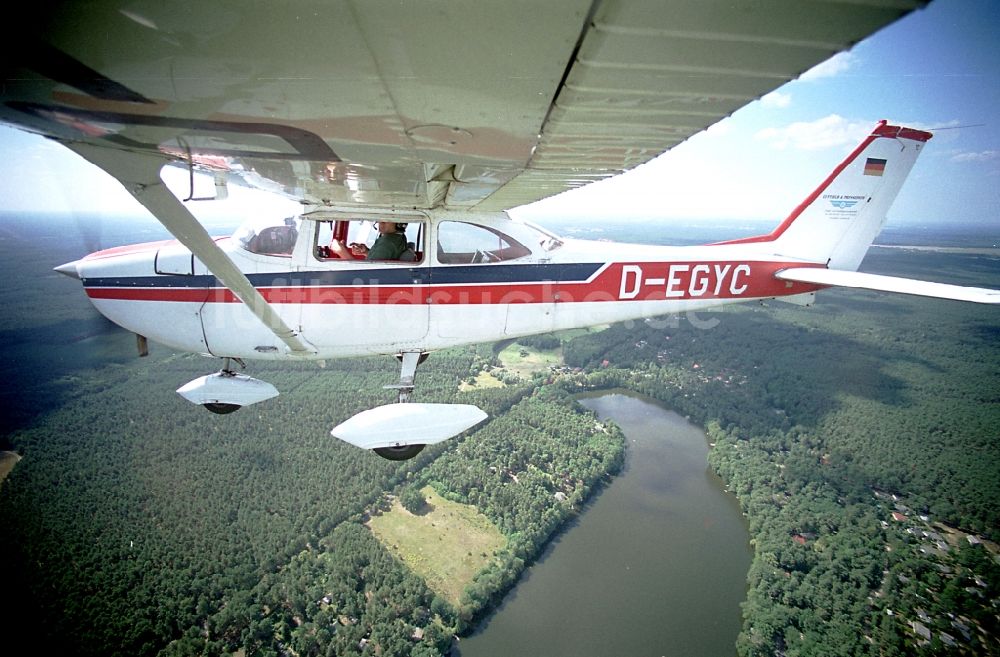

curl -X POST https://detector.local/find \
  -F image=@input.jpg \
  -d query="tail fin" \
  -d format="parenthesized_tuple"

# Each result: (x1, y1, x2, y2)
(722, 121, 931, 271)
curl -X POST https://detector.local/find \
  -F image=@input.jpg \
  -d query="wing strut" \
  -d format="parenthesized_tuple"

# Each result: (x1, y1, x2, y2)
(65, 142, 315, 355)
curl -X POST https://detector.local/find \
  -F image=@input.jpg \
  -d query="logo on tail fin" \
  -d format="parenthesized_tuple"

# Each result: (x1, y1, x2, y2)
(823, 194, 864, 219)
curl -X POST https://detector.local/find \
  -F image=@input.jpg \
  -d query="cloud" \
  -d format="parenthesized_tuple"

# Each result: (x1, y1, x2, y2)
(799, 51, 856, 81)
(702, 118, 734, 138)
(754, 114, 872, 151)
(950, 150, 999, 163)
(760, 91, 791, 108)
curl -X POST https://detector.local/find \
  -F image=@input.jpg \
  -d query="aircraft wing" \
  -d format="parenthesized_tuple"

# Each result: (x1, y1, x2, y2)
(1, 0, 929, 212)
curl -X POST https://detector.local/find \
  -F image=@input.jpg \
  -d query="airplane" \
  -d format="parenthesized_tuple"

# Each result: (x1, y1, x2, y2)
(3, 0, 998, 460)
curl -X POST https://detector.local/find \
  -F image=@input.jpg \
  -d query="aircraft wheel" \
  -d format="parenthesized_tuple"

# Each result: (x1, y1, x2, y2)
(373, 444, 426, 461)
(203, 402, 241, 415)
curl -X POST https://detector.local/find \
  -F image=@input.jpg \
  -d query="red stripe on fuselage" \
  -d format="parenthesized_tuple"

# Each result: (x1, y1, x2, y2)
(85, 287, 220, 302)
(84, 260, 824, 304)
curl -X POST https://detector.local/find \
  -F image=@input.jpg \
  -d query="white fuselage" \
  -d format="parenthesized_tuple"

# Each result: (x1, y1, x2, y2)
(65, 211, 823, 360)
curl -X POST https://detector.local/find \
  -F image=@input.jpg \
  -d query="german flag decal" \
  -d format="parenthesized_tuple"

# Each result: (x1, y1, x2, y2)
(864, 157, 887, 176)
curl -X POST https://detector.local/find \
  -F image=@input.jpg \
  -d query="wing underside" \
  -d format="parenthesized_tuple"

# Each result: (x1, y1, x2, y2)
(2, 0, 927, 212)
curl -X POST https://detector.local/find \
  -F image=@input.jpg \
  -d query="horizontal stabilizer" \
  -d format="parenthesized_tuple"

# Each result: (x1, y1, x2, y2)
(331, 403, 488, 451)
(776, 268, 1000, 304)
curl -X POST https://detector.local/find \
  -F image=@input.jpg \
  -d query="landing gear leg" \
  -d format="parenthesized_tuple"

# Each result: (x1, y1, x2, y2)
(384, 351, 429, 403)
(373, 351, 429, 460)
(221, 357, 246, 376)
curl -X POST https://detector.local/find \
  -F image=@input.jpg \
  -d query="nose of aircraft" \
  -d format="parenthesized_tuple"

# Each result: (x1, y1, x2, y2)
(54, 260, 81, 279)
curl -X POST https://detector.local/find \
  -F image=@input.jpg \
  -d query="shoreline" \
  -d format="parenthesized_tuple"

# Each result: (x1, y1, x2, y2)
(455, 389, 750, 657)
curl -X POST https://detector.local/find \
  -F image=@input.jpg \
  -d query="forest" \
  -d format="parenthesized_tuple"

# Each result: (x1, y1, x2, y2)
(0, 212, 997, 656)
(0, 340, 626, 656)
(559, 248, 1000, 656)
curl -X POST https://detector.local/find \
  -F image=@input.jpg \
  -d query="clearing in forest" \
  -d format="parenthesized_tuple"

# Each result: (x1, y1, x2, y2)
(0, 451, 21, 485)
(497, 343, 562, 379)
(458, 370, 506, 392)
(367, 487, 505, 605)
(496, 327, 608, 380)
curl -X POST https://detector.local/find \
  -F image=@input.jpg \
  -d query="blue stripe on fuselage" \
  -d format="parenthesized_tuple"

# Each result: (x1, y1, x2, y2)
(82, 262, 604, 288)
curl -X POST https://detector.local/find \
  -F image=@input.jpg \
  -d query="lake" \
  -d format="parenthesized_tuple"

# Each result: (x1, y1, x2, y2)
(455, 391, 751, 657)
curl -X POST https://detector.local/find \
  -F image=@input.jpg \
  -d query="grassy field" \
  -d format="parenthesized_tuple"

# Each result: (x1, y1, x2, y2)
(496, 328, 609, 379)
(458, 370, 506, 392)
(496, 344, 563, 379)
(367, 487, 506, 605)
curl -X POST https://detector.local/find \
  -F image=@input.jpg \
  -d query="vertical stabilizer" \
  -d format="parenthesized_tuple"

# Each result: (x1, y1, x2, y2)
(721, 122, 932, 271)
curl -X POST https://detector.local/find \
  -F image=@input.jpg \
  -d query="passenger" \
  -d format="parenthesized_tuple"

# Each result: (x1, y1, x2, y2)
(331, 221, 408, 260)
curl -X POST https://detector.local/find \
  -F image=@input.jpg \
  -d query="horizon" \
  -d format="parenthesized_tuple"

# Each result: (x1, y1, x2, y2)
(2, 207, 996, 252)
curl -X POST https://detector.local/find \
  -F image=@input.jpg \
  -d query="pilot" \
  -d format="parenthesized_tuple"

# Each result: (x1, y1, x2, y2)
(332, 221, 408, 260)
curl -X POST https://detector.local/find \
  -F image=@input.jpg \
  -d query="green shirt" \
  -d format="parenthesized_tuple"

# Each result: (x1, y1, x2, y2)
(367, 232, 407, 260)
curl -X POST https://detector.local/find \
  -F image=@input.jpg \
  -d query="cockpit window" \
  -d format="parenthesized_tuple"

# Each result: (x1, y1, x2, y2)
(234, 217, 300, 256)
(436, 221, 530, 264)
(313, 219, 424, 263)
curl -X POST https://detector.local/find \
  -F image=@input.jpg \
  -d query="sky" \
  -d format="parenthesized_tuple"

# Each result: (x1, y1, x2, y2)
(0, 0, 998, 232)
(515, 0, 1000, 229)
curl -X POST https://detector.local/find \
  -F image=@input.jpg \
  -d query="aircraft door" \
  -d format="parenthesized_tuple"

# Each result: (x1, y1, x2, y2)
(299, 219, 430, 352)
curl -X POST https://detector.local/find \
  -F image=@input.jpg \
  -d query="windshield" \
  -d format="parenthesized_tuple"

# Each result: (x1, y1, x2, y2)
(233, 216, 300, 256)
(519, 220, 564, 251)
